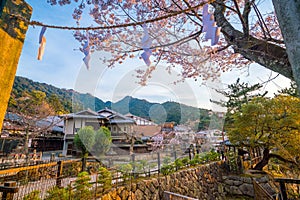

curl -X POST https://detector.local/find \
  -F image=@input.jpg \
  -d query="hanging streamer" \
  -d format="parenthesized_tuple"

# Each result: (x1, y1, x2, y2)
(82, 32, 90, 70)
(202, 4, 221, 45)
(141, 24, 152, 66)
(37, 26, 47, 60)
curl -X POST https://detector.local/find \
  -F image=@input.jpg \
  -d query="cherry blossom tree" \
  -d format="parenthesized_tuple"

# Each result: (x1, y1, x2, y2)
(42, 0, 295, 86)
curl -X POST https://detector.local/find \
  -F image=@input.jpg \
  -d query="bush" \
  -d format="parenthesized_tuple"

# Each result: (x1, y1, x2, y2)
(117, 163, 133, 181)
(98, 167, 112, 192)
(206, 150, 221, 161)
(45, 187, 70, 200)
(174, 158, 184, 169)
(23, 190, 41, 200)
(160, 164, 175, 176)
(73, 172, 92, 200)
(181, 157, 189, 166)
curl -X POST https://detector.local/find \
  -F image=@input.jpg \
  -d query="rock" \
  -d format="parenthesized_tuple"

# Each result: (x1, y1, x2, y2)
(230, 186, 243, 195)
(101, 194, 112, 200)
(233, 180, 243, 186)
(224, 179, 234, 185)
(127, 192, 135, 200)
(256, 175, 269, 183)
(120, 189, 129, 199)
(151, 190, 159, 200)
(134, 189, 144, 200)
(239, 183, 254, 196)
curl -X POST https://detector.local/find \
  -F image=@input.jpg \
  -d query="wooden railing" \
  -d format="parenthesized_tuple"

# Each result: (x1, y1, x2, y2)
(252, 179, 275, 200)
(274, 178, 300, 200)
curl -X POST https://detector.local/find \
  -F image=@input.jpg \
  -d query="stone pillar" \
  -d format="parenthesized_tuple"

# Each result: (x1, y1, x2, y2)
(0, 0, 32, 131)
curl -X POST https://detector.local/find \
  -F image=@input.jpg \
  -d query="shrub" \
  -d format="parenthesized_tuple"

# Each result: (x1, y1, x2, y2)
(73, 172, 92, 200)
(174, 158, 184, 169)
(160, 164, 175, 176)
(23, 190, 41, 200)
(45, 187, 70, 200)
(117, 163, 133, 181)
(98, 167, 112, 192)
(181, 157, 189, 166)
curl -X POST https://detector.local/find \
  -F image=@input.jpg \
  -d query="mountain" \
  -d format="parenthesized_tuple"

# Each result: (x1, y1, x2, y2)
(10, 76, 216, 129)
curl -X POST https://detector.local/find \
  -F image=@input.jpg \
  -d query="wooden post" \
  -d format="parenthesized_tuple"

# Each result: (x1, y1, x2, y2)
(157, 152, 161, 173)
(279, 181, 287, 200)
(56, 161, 63, 187)
(0, 181, 18, 200)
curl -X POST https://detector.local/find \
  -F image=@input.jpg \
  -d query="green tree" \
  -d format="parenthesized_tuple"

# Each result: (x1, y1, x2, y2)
(229, 96, 300, 170)
(74, 126, 96, 171)
(74, 126, 96, 157)
(93, 127, 112, 157)
(23, 190, 41, 200)
(48, 94, 65, 114)
(211, 79, 266, 131)
(45, 187, 70, 200)
(212, 78, 266, 114)
(97, 167, 112, 194)
(278, 81, 299, 97)
(73, 172, 92, 200)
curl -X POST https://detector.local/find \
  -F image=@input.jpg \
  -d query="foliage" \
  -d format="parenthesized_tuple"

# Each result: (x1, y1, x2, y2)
(98, 167, 112, 192)
(229, 95, 300, 170)
(46, 0, 293, 84)
(205, 150, 221, 161)
(212, 79, 266, 114)
(116, 163, 133, 181)
(45, 187, 70, 200)
(189, 154, 203, 166)
(174, 158, 184, 169)
(132, 160, 150, 174)
(73, 172, 92, 200)
(278, 81, 299, 97)
(160, 163, 175, 176)
(74, 126, 96, 157)
(23, 190, 41, 200)
(211, 79, 266, 132)
(94, 127, 112, 157)
(45, 172, 92, 200)
(181, 157, 189, 166)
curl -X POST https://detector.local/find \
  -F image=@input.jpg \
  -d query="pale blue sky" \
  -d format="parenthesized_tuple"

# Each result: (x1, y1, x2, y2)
(17, 1, 291, 111)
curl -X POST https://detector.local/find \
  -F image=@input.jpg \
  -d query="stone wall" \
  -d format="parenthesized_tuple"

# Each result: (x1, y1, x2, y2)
(0, 0, 32, 131)
(223, 173, 277, 198)
(100, 162, 227, 200)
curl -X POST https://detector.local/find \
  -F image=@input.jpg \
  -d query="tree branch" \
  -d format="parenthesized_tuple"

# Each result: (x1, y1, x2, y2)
(211, 0, 293, 80)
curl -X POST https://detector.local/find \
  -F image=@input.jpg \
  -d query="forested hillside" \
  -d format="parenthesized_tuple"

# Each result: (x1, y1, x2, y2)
(9, 76, 220, 130)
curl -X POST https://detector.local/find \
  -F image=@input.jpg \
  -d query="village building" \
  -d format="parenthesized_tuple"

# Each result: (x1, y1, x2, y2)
(62, 108, 160, 156)
(1, 113, 64, 155)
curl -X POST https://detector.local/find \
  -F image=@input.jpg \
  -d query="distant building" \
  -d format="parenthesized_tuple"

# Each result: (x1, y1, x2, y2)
(1, 113, 64, 154)
(63, 108, 137, 155)
(125, 113, 161, 139)
(195, 129, 226, 147)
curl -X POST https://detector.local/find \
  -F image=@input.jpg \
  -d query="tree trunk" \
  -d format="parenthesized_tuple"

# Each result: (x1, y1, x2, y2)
(253, 148, 270, 170)
(272, 0, 300, 94)
(212, 0, 293, 80)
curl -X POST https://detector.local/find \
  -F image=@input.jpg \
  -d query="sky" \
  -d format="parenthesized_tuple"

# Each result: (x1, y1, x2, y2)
(17, 0, 291, 112)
